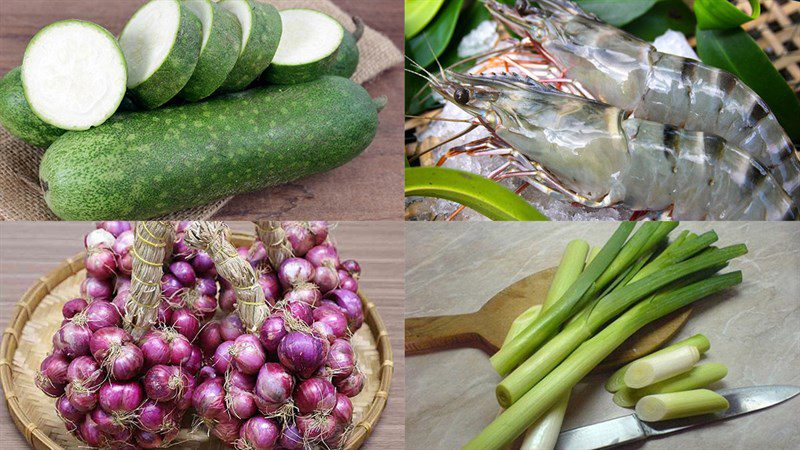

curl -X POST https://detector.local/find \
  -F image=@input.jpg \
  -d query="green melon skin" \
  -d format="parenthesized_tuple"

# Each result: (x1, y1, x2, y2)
(217, 1, 282, 93)
(0, 67, 65, 147)
(264, 48, 340, 85)
(40, 76, 380, 220)
(127, 2, 203, 109)
(179, 2, 242, 101)
(329, 29, 359, 78)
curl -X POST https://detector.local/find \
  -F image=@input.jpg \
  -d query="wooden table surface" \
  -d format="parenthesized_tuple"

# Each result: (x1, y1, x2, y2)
(0, 221, 405, 449)
(0, 0, 404, 221)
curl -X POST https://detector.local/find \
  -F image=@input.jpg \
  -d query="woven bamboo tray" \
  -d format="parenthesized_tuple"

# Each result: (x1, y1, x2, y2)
(0, 231, 393, 450)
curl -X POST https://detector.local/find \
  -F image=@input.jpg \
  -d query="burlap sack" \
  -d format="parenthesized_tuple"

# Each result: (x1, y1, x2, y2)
(0, 0, 401, 221)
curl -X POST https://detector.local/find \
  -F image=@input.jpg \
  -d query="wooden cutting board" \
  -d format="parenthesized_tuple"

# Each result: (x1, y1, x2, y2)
(405, 267, 692, 370)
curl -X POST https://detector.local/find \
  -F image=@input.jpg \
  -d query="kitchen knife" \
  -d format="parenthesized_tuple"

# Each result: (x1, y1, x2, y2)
(555, 385, 800, 450)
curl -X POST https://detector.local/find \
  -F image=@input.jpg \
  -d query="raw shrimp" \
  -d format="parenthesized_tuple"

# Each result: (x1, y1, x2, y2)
(484, 0, 800, 203)
(414, 67, 798, 220)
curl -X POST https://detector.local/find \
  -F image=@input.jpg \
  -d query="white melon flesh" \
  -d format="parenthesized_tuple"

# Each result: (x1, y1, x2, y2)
(184, 0, 213, 51)
(272, 9, 343, 66)
(118, 0, 181, 88)
(22, 20, 126, 131)
(219, 0, 253, 55)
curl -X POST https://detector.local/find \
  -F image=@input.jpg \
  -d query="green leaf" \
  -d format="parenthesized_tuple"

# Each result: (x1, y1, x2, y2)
(694, 0, 759, 30)
(622, 0, 696, 42)
(405, 0, 446, 39)
(439, 0, 493, 70)
(576, 0, 662, 27)
(405, 167, 548, 221)
(696, 27, 800, 141)
(406, 0, 464, 68)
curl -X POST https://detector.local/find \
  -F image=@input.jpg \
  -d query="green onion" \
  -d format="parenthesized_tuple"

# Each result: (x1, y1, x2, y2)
(624, 345, 700, 388)
(504, 236, 586, 348)
(545, 240, 590, 308)
(586, 246, 601, 264)
(635, 389, 729, 421)
(632, 231, 718, 282)
(605, 334, 711, 393)
(613, 363, 728, 407)
(515, 239, 587, 450)
(495, 244, 746, 407)
(490, 223, 635, 375)
(464, 271, 742, 450)
(593, 222, 677, 291)
(519, 395, 569, 450)
(503, 305, 542, 347)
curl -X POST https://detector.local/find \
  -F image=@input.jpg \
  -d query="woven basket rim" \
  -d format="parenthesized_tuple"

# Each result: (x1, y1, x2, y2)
(0, 230, 393, 450)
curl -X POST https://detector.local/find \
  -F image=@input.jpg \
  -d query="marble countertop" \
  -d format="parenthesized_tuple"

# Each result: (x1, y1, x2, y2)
(405, 222, 800, 450)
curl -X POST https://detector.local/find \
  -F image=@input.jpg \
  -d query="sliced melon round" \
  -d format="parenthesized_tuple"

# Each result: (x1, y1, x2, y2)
(330, 17, 364, 78)
(0, 67, 66, 146)
(21, 20, 126, 131)
(119, 0, 202, 109)
(263, 9, 344, 85)
(216, 0, 282, 93)
(179, 0, 242, 101)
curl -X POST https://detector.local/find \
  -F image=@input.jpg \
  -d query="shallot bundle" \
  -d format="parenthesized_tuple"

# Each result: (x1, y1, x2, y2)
(190, 221, 366, 449)
(40, 222, 205, 448)
(39, 221, 367, 449)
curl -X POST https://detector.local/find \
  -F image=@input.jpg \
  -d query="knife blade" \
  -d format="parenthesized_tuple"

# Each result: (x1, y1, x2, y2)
(555, 385, 800, 450)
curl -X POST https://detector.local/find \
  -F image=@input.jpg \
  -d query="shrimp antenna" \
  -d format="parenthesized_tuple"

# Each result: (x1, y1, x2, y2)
(424, 38, 448, 84)
(405, 115, 473, 124)
(408, 123, 479, 163)
(404, 69, 436, 106)
(445, 43, 523, 72)
(405, 55, 448, 95)
(405, 57, 436, 85)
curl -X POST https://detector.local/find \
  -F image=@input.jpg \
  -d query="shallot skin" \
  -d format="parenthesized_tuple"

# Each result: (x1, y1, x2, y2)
(254, 363, 295, 414)
(213, 414, 242, 445)
(56, 394, 84, 426)
(99, 381, 143, 414)
(192, 377, 226, 421)
(278, 258, 316, 287)
(231, 334, 266, 375)
(84, 300, 122, 332)
(107, 342, 144, 380)
(238, 416, 280, 450)
(327, 338, 356, 380)
(278, 331, 328, 379)
(336, 370, 365, 398)
(305, 243, 340, 268)
(341, 259, 361, 278)
(198, 321, 224, 357)
(283, 222, 315, 256)
(326, 289, 364, 330)
(144, 365, 185, 402)
(332, 392, 354, 423)
(308, 221, 329, 245)
(278, 423, 304, 450)
(213, 341, 235, 374)
(62, 298, 88, 319)
(258, 316, 287, 353)
(53, 321, 92, 358)
(294, 377, 337, 415)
